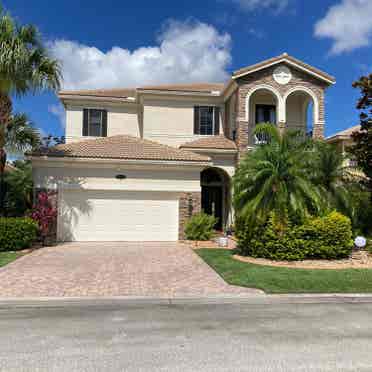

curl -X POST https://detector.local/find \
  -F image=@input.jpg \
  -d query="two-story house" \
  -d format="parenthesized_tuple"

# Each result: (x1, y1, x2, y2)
(30, 53, 335, 242)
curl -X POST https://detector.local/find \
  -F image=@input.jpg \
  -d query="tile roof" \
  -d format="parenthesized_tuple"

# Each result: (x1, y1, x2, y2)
(31, 135, 211, 163)
(327, 125, 360, 139)
(138, 83, 225, 93)
(4, 163, 16, 172)
(59, 88, 136, 99)
(59, 83, 225, 99)
(233, 53, 336, 84)
(180, 136, 237, 150)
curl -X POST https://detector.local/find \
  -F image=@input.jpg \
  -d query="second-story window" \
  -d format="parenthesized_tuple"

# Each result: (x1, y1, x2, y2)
(83, 109, 107, 137)
(194, 106, 220, 135)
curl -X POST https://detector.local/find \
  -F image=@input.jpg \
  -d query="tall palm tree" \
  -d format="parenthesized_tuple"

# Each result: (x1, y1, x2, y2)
(1, 113, 40, 214)
(233, 123, 321, 229)
(0, 4, 61, 213)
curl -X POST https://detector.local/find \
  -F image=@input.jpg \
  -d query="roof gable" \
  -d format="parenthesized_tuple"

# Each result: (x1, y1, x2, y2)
(232, 53, 335, 85)
(180, 136, 237, 151)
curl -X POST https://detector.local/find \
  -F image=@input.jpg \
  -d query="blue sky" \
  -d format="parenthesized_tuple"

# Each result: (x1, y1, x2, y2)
(5, 0, 372, 137)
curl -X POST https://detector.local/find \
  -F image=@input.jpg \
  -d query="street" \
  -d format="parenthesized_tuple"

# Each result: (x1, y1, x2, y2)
(0, 299, 371, 371)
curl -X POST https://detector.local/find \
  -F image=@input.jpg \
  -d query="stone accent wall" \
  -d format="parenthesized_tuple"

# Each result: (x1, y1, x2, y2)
(34, 188, 58, 245)
(233, 63, 329, 158)
(178, 192, 201, 240)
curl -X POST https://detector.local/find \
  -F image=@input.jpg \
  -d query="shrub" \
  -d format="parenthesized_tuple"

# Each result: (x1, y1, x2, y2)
(366, 238, 372, 254)
(0, 217, 38, 251)
(296, 211, 353, 259)
(31, 191, 57, 243)
(236, 211, 353, 261)
(236, 213, 306, 261)
(184, 212, 217, 241)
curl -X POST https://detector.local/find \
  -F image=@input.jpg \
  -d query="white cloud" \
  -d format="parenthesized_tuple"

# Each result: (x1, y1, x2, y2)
(314, 0, 372, 54)
(48, 103, 66, 128)
(231, 0, 289, 11)
(50, 20, 232, 90)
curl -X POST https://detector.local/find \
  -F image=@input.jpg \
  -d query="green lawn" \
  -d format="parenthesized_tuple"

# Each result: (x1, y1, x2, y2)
(196, 249, 372, 294)
(0, 252, 21, 268)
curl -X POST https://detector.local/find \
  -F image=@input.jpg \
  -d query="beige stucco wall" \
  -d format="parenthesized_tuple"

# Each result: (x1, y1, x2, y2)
(142, 96, 225, 147)
(32, 162, 202, 193)
(65, 103, 140, 143)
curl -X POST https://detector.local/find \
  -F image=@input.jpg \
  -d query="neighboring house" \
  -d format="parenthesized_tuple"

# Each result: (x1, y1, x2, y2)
(4, 163, 16, 173)
(326, 125, 360, 167)
(29, 53, 335, 242)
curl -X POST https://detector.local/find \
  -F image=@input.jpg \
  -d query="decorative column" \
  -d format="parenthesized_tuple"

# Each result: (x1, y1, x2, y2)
(313, 90, 325, 140)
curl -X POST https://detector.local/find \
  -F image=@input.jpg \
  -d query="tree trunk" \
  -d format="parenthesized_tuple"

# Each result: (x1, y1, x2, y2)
(0, 93, 12, 216)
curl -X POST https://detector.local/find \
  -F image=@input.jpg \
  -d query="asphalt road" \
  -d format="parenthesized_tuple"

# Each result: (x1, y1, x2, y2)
(0, 299, 372, 372)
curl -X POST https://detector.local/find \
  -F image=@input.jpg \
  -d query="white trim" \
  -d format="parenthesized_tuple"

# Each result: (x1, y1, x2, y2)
(233, 57, 335, 85)
(137, 89, 222, 98)
(283, 86, 320, 125)
(181, 148, 237, 154)
(28, 156, 211, 168)
(245, 84, 285, 123)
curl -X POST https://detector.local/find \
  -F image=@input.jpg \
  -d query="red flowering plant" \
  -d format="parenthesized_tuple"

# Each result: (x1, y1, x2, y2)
(30, 191, 57, 244)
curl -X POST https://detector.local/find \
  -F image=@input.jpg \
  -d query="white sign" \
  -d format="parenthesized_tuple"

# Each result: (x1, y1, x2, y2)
(273, 66, 292, 85)
(355, 236, 367, 249)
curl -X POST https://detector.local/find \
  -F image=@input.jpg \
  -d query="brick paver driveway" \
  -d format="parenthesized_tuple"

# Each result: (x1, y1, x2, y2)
(0, 242, 262, 297)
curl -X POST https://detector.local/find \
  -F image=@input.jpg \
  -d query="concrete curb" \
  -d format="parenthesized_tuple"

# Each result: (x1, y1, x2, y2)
(0, 294, 372, 308)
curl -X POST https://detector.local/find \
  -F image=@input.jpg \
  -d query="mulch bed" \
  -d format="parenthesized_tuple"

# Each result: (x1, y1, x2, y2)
(234, 250, 372, 270)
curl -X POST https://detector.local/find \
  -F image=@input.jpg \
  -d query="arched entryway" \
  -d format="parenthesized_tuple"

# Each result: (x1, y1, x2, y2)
(200, 167, 231, 231)
(246, 85, 283, 146)
(284, 87, 319, 138)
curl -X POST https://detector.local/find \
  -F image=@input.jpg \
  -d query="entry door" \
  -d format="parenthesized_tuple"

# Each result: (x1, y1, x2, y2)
(201, 186, 223, 230)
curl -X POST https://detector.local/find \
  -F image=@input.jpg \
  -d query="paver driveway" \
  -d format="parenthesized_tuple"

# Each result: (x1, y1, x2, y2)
(0, 242, 262, 297)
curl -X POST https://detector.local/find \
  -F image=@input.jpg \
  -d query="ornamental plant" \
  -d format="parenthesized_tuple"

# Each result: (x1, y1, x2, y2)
(184, 212, 217, 241)
(30, 191, 57, 244)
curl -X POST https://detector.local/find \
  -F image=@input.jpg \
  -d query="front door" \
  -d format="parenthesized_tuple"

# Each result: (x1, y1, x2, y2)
(201, 186, 223, 230)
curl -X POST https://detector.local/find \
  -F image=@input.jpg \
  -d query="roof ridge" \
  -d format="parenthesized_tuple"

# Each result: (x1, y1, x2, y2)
(232, 53, 335, 83)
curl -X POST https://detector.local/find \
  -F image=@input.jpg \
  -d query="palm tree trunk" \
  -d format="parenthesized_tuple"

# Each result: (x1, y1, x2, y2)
(0, 92, 12, 216)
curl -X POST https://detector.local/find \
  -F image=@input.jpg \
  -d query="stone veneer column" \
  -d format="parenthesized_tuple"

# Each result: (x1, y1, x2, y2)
(34, 188, 58, 245)
(235, 119, 249, 161)
(178, 192, 201, 240)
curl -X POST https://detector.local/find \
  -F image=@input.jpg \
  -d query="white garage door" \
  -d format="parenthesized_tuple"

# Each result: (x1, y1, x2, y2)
(58, 190, 179, 241)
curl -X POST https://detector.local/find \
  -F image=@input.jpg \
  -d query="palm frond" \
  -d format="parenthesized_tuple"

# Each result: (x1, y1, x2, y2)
(5, 113, 40, 155)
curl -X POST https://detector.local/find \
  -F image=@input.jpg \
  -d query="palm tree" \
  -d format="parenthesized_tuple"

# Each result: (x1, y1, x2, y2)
(4, 160, 33, 216)
(1, 113, 40, 214)
(0, 5, 61, 212)
(309, 141, 355, 218)
(233, 123, 321, 229)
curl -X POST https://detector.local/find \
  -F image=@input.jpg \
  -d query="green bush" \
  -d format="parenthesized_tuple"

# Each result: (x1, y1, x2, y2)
(296, 211, 353, 259)
(184, 212, 217, 241)
(0, 217, 38, 251)
(236, 211, 353, 261)
(236, 214, 306, 261)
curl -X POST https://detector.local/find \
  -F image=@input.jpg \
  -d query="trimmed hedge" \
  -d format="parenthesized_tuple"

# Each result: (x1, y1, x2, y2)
(236, 211, 353, 261)
(185, 212, 217, 241)
(0, 217, 38, 252)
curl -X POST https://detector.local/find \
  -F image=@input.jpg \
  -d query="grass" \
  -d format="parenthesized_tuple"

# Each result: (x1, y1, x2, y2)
(196, 249, 372, 294)
(0, 252, 21, 268)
